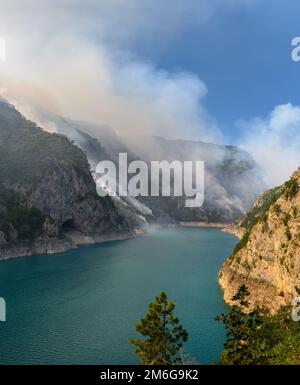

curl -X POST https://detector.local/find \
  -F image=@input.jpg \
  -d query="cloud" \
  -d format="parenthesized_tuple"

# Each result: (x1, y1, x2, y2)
(238, 103, 300, 187)
(0, 0, 260, 143)
(1, 35, 222, 142)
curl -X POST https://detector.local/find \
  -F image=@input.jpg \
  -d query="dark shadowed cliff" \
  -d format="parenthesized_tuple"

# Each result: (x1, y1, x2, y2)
(0, 100, 134, 259)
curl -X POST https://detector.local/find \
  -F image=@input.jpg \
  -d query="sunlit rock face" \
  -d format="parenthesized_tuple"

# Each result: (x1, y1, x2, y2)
(220, 169, 300, 314)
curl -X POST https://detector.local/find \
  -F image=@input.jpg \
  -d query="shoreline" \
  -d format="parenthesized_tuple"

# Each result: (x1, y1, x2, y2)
(0, 230, 141, 262)
(146, 221, 228, 231)
(0, 222, 232, 261)
(177, 221, 228, 228)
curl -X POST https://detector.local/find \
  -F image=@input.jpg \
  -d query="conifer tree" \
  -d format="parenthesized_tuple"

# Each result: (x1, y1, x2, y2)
(216, 285, 269, 364)
(130, 292, 188, 365)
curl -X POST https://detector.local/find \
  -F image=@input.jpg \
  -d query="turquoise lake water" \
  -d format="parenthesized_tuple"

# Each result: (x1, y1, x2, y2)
(0, 227, 237, 364)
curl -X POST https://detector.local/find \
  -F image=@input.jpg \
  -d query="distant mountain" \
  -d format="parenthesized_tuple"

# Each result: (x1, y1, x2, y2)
(220, 169, 300, 313)
(33, 111, 266, 224)
(121, 135, 267, 223)
(0, 100, 137, 259)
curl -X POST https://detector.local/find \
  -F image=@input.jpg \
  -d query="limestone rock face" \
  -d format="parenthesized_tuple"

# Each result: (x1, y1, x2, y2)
(0, 100, 133, 259)
(24, 165, 129, 236)
(220, 169, 300, 313)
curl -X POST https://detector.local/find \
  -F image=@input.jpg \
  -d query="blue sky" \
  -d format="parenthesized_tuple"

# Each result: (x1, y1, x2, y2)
(125, 0, 300, 143)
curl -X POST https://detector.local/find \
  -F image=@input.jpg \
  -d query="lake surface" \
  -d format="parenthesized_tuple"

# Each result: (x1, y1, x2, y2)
(0, 227, 237, 364)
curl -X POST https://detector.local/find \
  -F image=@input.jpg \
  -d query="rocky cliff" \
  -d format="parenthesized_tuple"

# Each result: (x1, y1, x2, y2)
(18, 107, 266, 224)
(0, 100, 134, 259)
(220, 169, 300, 313)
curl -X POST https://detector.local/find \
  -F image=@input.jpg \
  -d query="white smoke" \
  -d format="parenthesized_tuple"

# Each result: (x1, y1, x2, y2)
(2, 42, 221, 142)
(0, 0, 261, 142)
(3, 0, 292, 193)
(0, 1, 229, 143)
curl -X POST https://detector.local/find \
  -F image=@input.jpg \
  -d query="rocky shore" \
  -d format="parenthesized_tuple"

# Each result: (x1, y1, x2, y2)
(222, 224, 245, 239)
(0, 229, 146, 261)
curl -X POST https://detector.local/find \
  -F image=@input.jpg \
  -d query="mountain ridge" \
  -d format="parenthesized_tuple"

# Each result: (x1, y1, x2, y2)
(20, 105, 267, 224)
